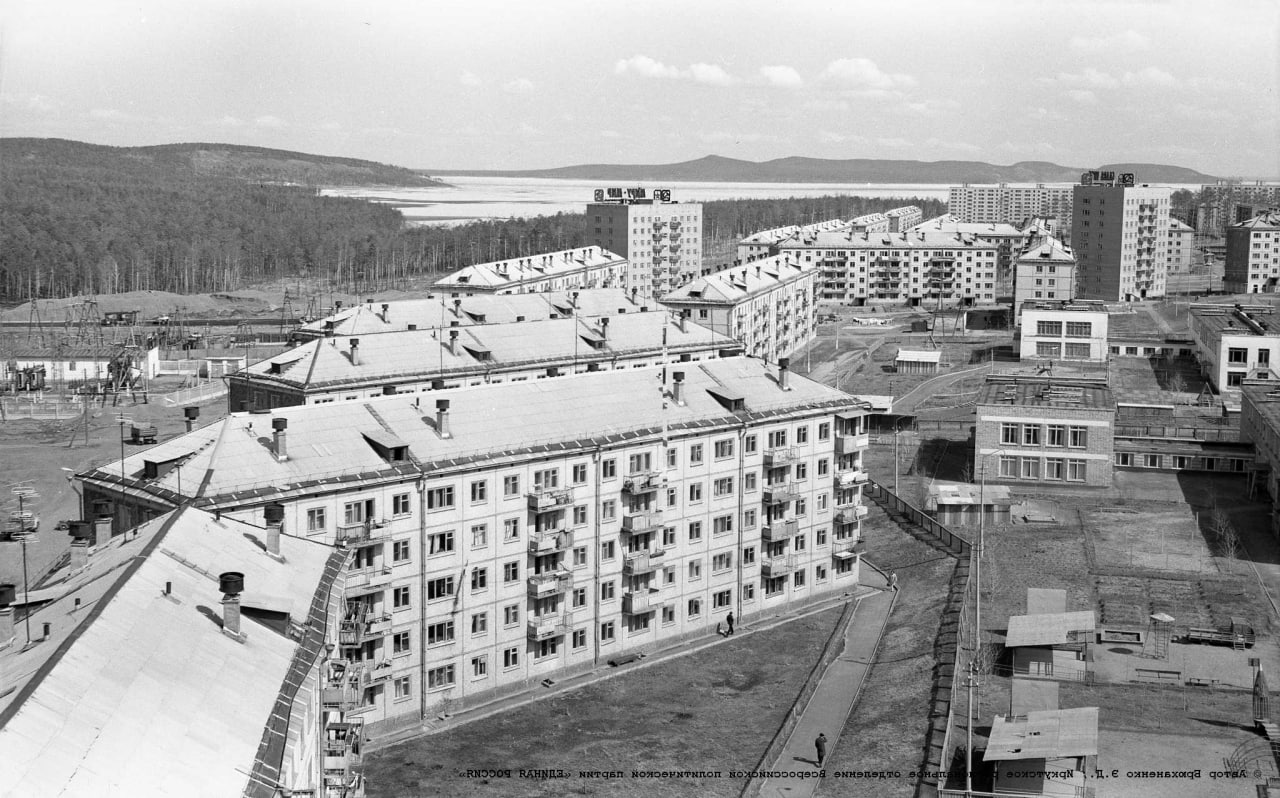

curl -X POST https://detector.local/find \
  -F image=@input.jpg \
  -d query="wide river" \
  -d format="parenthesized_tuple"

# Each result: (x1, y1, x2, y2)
(323, 175, 959, 226)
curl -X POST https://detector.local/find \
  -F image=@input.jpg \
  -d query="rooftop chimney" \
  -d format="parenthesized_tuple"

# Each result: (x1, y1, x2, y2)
(264, 502, 285, 561)
(184, 406, 200, 433)
(676, 310, 688, 333)
(600, 317, 610, 340)
(448, 329, 459, 355)
(453, 299, 462, 317)
(349, 338, 360, 366)
(220, 572, 246, 642)
(0, 583, 15, 649)
(365, 297, 374, 309)
(70, 539, 90, 574)
(334, 300, 343, 311)
(672, 371, 686, 406)
(272, 417, 289, 462)
(323, 320, 335, 338)
(381, 303, 390, 323)
(436, 399, 452, 439)
(407, 323, 418, 331)
(778, 357, 792, 391)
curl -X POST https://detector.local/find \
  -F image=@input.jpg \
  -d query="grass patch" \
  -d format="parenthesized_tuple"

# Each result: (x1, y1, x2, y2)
(365, 607, 845, 798)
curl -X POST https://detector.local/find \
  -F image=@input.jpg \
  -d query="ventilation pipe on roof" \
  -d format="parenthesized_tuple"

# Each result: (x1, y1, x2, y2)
(349, 338, 361, 366)
(436, 399, 452, 439)
(70, 538, 90, 574)
(600, 317, 610, 341)
(184, 406, 200, 433)
(779, 357, 792, 391)
(323, 320, 335, 338)
(366, 297, 374, 309)
(0, 583, 15, 649)
(453, 299, 463, 317)
(335, 300, 343, 311)
(676, 310, 688, 334)
(381, 303, 390, 323)
(448, 329, 459, 356)
(220, 572, 246, 642)
(672, 371, 686, 406)
(264, 502, 285, 561)
(572, 291, 580, 309)
(407, 323, 417, 331)
(272, 418, 289, 462)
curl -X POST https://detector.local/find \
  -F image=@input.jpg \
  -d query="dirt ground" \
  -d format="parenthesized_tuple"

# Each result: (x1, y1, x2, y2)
(363, 607, 845, 798)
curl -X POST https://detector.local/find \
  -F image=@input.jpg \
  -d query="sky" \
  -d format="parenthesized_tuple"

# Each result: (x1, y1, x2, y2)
(1, 0, 1277, 177)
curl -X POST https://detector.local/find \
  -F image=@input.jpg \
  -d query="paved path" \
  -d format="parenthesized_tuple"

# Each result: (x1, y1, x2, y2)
(757, 569, 896, 798)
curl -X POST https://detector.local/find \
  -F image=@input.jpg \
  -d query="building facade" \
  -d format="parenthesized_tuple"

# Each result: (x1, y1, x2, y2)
(1224, 210, 1280, 295)
(1240, 383, 1280, 536)
(974, 377, 1116, 488)
(1166, 218, 1195, 274)
(1013, 238, 1077, 314)
(1189, 304, 1280, 397)
(434, 247, 628, 295)
(76, 359, 875, 737)
(661, 254, 819, 362)
(886, 206, 923, 232)
(1195, 182, 1280, 237)
(1018, 302, 1107, 362)
(948, 184, 1074, 234)
(586, 194, 703, 300)
(1071, 178, 1172, 301)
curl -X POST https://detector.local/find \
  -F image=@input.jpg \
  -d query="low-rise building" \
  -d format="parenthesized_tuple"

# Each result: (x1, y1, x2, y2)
(1239, 383, 1280, 536)
(661, 254, 818, 361)
(1224, 210, 1280, 295)
(0, 507, 357, 798)
(1006, 588, 1095, 680)
(984, 707, 1099, 796)
(1166, 217, 1195, 274)
(886, 206, 922, 232)
(1018, 302, 1108, 363)
(924, 481, 1014, 527)
(1013, 238, 1077, 316)
(1189, 304, 1280, 398)
(76, 358, 876, 735)
(7, 343, 159, 390)
(894, 349, 941, 375)
(974, 377, 1116, 488)
(1113, 402, 1252, 476)
(230, 311, 742, 409)
(434, 247, 628, 295)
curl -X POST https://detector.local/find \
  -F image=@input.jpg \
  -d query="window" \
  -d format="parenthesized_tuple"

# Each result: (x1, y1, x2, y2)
(503, 561, 519, 583)
(472, 656, 488, 678)
(1036, 341, 1061, 357)
(428, 530, 455, 556)
(600, 580, 616, 600)
(796, 426, 809, 444)
(794, 462, 807, 480)
(764, 576, 786, 596)
(573, 546, 588, 567)
(713, 552, 732, 572)
(689, 444, 704, 464)
(471, 567, 488, 591)
(426, 486, 455, 510)
(1047, 425, 1066, 447)
(744, 435, 758, 454)
(392, 539, 411, 562)
(601, 541, 616, 560)
(688, 560, 702, 580)
(818, 422, 831, 441)
(600, 621, 615, 642)
(795, 499, 807, 516)
(714, 439, 734, 459)
(573, 629, 587, 649)
(743, 509, 757, 529)
(1022, 425, 1041, 446)
(1021, 458, 1040, 479)
(664, 566, 676, 585)
(1065, 343, 1091, 359)
(628, 452, 652, 474)
(681, 520, 700, 542)
(667, 448, 678, 468)
(688, 598, 702, 618)
(1068, 459, 1087, 481)
(572, 463, 588, 484)
(393, 585, 411, 608)
(1036, 320, 1062, 336)
(713, 515, 733, 536)
(574, 505, 588, 525)
(533, 468, 559, 491)
(815, 564, 828, 582)
(1045, 458, 1064, 480)
(504, 517, 520, 540)
(573, 587, 587, 607)
(1000, 423, 1019, 445)
(393, 631, 411, 654)
(744, 472, 758, 492)
(470, 480, 487, 503)
(427, 577, 454, 601)
(343, 500, 369, 525)
(1115, 452, 1134, 466)
(503, 475, 520, 496)
(306, 507, 326, 534)
(688, 482, 704, 503)
(794, 569, 806, 588)
(471, 524, 487, 548)
(744, 583, 756, 601)
(1144, 454, 1161, 468)
(998, 456, 1018, 478)
(1228, 347, 1249, 364)
(662, 606, 676, 624)
(398, 675, 417, 698)
(767, 430, 787, 449)
(503, 647, 520, 668)
(713, 589, 732, 608)
(743, 545, 756, 564)
(427, 621, 455, 645)
(1228, 371, 1245, 387)
(817, 458, 829, 476)
(471, 612, 487, 635)
(534, 638, 561, 658)
(504, 604, 520, 625)
(601, 500, 616, 521)
(713, 477, 734, 497)
(602, 459, 617, 479)
(1068, 426, 1088, 448)
(1065, 321, 1092, 338)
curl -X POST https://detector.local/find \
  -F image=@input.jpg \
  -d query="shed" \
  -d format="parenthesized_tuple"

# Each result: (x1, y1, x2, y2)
(924, 480, 1014, 527)
(895, 348, 942, 375)
(1006, 610, 1096, 679)
(984, 707, 1099, 797)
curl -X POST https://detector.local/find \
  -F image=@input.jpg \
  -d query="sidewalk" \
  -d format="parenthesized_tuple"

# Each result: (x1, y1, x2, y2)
(757, 569, 897, 798)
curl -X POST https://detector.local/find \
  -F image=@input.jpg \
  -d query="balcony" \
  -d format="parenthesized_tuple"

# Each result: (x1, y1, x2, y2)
(364, 661, 394, 684)
(527, 569, 573, 598)
(339, 609, 391, 644)
(761, 518, 799, 542)
(622, 588, 660, 614)
(622, 509, 664, 532)
(835, 504, 869, 524)
(337, 520, 388, 544)
(528, 527, 574, 555)
(834, 433, 870, 455)
(763, 447, 799, 467)
(322, 717, 364, 773)
(527, 615, 567, 641)
(322, 660, 363, 709)
(832, 538, 867, 559)
(763, 483, 801, 504)
(345, 565, 395, 592)
(761, 555, 798, 577)
(834, 468, 868, 488)
(528, 487, 574, 512)
(622, 548, 666, 574)
(623, 472, 665, 494)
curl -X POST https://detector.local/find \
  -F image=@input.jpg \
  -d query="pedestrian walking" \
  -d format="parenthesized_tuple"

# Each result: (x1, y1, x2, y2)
(814, 732, 827, 766)
(726, 612, 734, 635)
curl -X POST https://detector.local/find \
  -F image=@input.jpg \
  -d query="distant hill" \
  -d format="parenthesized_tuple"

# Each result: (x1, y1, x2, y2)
(425, 155, 1216, 185)
(2, 138, 447, 188)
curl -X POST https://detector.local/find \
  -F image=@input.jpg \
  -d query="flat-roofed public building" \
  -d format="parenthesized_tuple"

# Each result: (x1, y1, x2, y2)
(76, 358, 876, 736)
(1189, 304, 1280, 398)
(1018, 301, 1108, 363)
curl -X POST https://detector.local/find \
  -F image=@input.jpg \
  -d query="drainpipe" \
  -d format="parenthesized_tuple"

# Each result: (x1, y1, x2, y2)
(592, 447, 603, 667)
(736, 422, 747, 625)
(417, 476, 429, 724)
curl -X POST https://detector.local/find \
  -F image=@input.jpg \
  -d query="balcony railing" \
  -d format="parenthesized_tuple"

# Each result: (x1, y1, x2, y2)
(337, 519, 388, 544)
(322, 660, 364, 709)
(763, 447, 799, 466)
(832, 538, 866, 558)
(344, 565, 394, 592)
(622, 509, 664, 532)
(623, 472, 665, 494)
(527, 569, 574, 598)
(761, 555, 798, 577)
(761, 518, 799, 542)
(363, 661, 394, 684)
(834, 433, 870, 455)
(528, 487, 574, 512)
(835, 504, 869, 524)
(834, 468, 868, 488)
(763, 483, 801, 504)
(528, 527, 574, 555)
(622, 588, 660, 614)
(622, 548, 666, 574)
(527, 615, 567, 641)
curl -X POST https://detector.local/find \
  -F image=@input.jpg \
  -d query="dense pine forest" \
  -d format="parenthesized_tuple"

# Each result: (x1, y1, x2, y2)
(1, 138, 949, 302)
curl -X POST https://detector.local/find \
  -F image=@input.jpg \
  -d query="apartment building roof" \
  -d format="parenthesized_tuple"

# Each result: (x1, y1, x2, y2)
(1241, 383, 1280, 430)
(984, 707, 1100, 761)
(1232, 210, 1280, 230)
(80, 357, 873, 509)
(0, 506, 344, 798)
(908, 215, 1025, 239)
(977, 378, 1115, 411)
(434, 246, 625, 290)
(662, 255, 815, 306)
(1168, 218, 1195, 233)
(240, 312, 740, 392)
(1190, 304, 1280, 338)
(1016, 238, 1076, 264)
(885, 206, 921, 218)
(739, 225, 803, 246)
(294, 288, 646, 338)
(780, 227, 1001, 251)
(1020, 300, 1103, 314)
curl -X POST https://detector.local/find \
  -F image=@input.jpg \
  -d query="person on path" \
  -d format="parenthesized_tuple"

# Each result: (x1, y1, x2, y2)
(815, 732, 827, 767)
(726, 612, 734, 635)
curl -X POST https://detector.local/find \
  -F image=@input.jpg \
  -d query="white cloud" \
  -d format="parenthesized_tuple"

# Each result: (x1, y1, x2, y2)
(697, 131, 776, 144)
(803, 98, 851, 113)
(615, 55, 682, 79)
(1056, 68, 1119, 88)
(503, 78, 535, 94)
(600, 129, 622, 139)
(818, 130, 851, 144)
(254, 115, 286, 128)
(460, 71, 482, 87)
(759, 65, 803, 89)
(1070, 30, 1150, 50)
(217, 115, 245, 127)
(1122, 67, 1178, 87)
(901, 98, 960, 115)
(923, 137, 980, 155)
(875, 136, 913, 149)
(25, 94, 59, 113)
(821, 58, 915, 90)
(689, 63, 734, 86)
(1067, 89, 1098, 104)
(90, 108, 134, 122)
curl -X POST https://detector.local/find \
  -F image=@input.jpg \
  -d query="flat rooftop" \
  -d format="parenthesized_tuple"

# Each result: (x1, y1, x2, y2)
(984, 707, 1100, 761)
(663, 255, 816, 305)
(977, 378, 1116, 411)
(435, 246, 625, 290)
(1190, 305, 1280, 338)
(1006, 610, 1097, 647)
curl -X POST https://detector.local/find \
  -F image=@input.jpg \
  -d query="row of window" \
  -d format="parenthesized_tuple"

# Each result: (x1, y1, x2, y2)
(1035, 342, 1094, 359)
(999, 423, 1090, 448)
(997, 455, 1089, 482)
(1035, 320, 1093, 337)
(1115, 452, 1248, 471)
